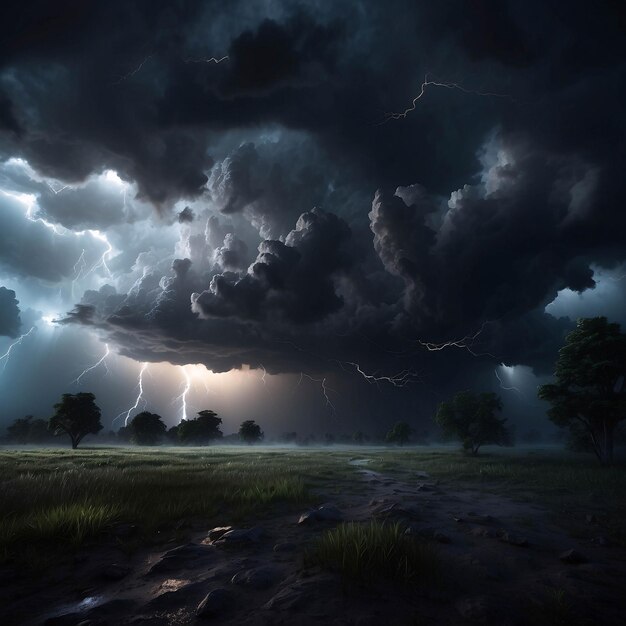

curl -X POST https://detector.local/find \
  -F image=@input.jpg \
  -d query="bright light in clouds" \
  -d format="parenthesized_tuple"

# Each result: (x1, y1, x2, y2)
(102, 169, 125, 186)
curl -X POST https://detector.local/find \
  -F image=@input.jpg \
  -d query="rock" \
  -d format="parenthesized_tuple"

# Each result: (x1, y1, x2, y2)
(148, 542, 213, 574)
(298, 505, 342, 524)
(586, 514, 599, 524)
(207, 526, 232, 542)
(214, 526, 264, 545)
(560, 549, 587, 564)
(196, 588, 232, 619)
(415, 471, 431, 479)
(433, 531, 451, 544)
(263, 578, 334, 611)
(101, 564, 131, 581)
(498, 531, 529, 547)
(231, 565, 282, 590)
(372, 501, 420, 520)
(273, 541, 297, 553)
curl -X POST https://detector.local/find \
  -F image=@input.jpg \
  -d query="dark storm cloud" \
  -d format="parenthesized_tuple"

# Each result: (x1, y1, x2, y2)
(2, 0, 626, 391)
(177, 207, 194, 223)
(0, 190, 104, 282)
(0, 287, 21, 337)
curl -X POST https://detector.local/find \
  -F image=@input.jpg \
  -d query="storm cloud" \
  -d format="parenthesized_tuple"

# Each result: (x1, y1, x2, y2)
(0, 0, 625, 432)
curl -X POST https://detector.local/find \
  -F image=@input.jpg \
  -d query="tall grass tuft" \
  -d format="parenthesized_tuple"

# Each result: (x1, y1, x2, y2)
(308, 521, 440, 584)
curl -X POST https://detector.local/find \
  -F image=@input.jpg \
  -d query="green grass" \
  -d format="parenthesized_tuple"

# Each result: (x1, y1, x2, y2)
(307, 521, 440, 584)
(0, 446, 356, 566)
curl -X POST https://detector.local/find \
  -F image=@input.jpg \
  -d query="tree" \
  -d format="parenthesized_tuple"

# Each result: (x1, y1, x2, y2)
(129, 411, 167, 445)
(6, 415, 35, 444)
(385, 421, 412, 446)
(5, 415, 56, 444)
(178, 410, 223, 445)
(28, 418, 56, 443)
(435, 391, 510, 455)
(49, 393, 103, 449)
(538, 317, 626, 465)
(239, 420, 263, 444)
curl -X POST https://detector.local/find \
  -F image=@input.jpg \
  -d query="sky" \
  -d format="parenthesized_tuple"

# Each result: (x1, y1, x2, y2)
(0, 0, 625, 438)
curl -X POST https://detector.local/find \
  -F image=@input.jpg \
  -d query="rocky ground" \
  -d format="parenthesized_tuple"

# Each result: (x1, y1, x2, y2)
(2, 459, 625, 625)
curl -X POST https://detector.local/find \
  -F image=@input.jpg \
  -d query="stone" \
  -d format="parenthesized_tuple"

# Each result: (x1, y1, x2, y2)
(433, 531, 451, 544)
(372, 501, 420, 520)
(214, 526, 264, 545)
(415, 471, 431, 479)
(101, 564, 131, 581)
(298, 504, 342, 524)
(207, 526, 232, 542)
(231, 565, 282, 590)
(560, 549, 587, 564)
(148, 542, 213, 574)
(273, 541, 297, 553)
(196, 588, 232, 619)
(263, 578, 334, 611)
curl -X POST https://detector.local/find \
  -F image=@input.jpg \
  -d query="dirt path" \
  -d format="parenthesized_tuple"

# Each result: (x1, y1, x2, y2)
(5, 460, 626, 625)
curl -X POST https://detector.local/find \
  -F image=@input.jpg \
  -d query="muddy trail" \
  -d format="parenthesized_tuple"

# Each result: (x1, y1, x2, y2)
(3, 460, 626, 625)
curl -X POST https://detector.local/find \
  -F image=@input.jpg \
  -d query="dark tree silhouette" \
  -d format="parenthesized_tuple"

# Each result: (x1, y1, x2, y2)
(49, 392, 103, 449)
(538, 317, 626, 465)
(385, 421, 412, 446)
(117, 425, 131, 443)
(6, 415, 35, 444)
(435, 391, 510, 455)
(239, 420, 263, 444)
(166, 424, 180, 444)
(129, 411, 167, 445)
(178, 410, 223, 445)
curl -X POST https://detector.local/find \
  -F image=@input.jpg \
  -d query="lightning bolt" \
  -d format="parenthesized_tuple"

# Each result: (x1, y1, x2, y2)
(341, 362, 421, 388)
(417, 321, 497, 358)
(0, 327, 36, 372)
(184, 55, 229, 64)
(2, 189, 115, 281)
(173, 365, 192, 422)
(494, 366, 522, 395)
(113, 362, 148, 426)
(113, 54, 153, 84)
(301, 373, 336, 414)
(383, 74, 511, 123)
(72, 343, 110, 386)
(83, 230, 114, 279)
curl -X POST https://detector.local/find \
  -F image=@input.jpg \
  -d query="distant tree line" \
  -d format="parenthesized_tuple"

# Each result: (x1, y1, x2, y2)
(1, 396, 265, 449)
(2, 317, 624, 464)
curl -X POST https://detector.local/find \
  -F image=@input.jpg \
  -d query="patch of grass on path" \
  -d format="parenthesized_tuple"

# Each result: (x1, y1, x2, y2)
(307, 521, 440, 584)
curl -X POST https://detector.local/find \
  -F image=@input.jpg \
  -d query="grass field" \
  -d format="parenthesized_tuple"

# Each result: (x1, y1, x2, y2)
(1, 445, 625, 568)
